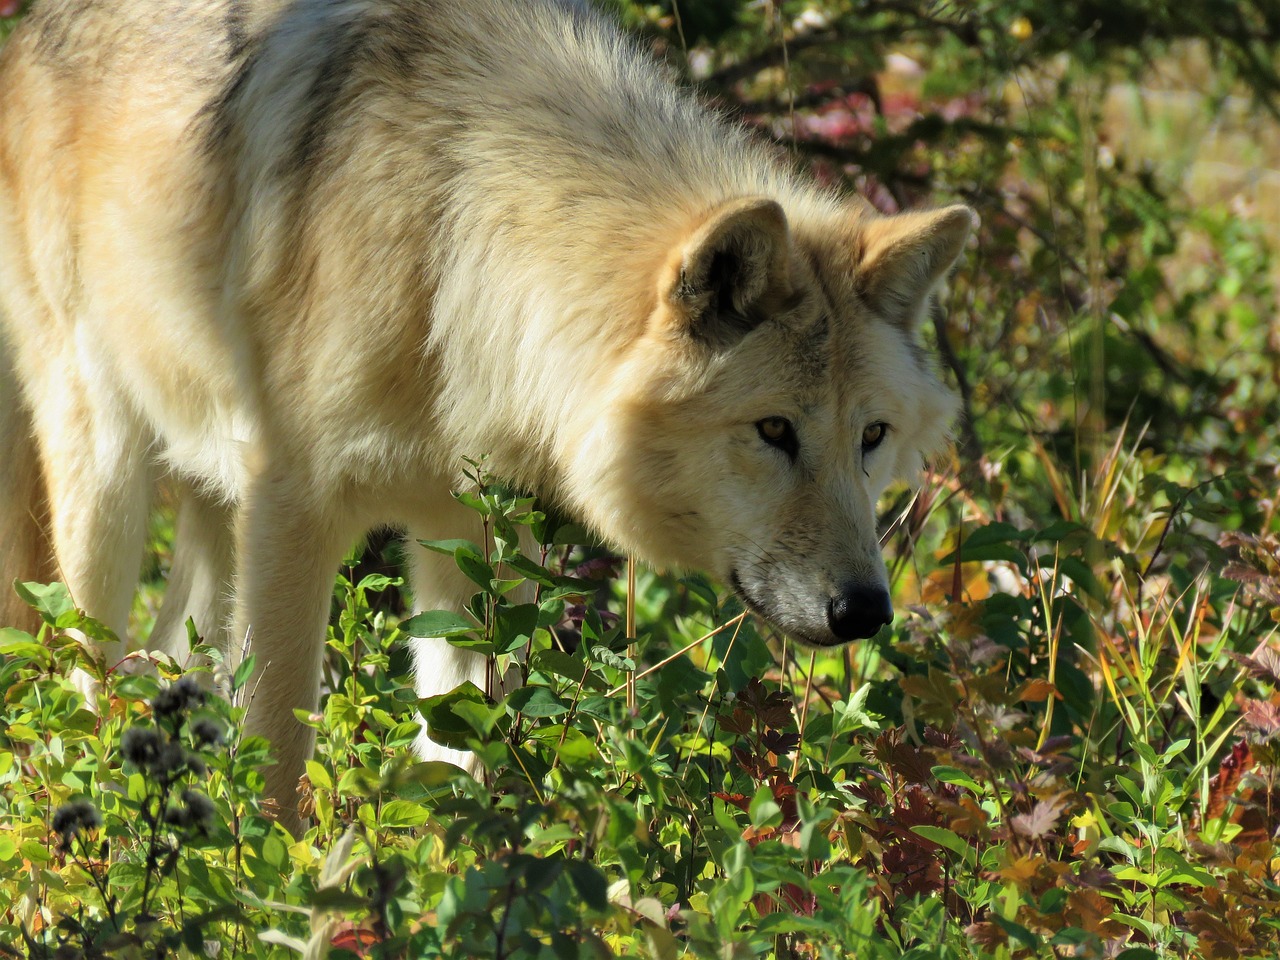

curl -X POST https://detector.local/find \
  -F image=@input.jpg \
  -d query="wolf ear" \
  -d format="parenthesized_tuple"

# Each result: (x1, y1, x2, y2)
(666, 198, 791, 349)
(857, 204, 976, 331)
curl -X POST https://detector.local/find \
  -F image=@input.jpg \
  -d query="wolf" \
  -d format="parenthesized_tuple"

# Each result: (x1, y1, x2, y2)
(0, 0, 972, 818)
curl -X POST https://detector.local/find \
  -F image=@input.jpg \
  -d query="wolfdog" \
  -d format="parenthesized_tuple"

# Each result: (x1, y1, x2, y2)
(0, 0, 972, 816)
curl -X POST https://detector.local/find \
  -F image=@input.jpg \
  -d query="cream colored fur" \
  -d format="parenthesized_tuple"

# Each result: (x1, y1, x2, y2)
(0, 0, 972, 824)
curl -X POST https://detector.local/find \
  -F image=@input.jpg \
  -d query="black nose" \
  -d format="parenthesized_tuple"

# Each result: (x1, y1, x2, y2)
(826, 585, 893, 641)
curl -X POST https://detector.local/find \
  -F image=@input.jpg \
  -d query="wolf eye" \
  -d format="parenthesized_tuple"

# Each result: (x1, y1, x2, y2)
(756, 417, 798, 460)
(862, 422, 888, 452)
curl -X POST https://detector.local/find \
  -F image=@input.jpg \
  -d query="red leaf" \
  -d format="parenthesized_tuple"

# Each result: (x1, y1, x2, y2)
(1204, 740, 1252, 823)
(331, 922, 380, 956)
(712, 792, 750, 813)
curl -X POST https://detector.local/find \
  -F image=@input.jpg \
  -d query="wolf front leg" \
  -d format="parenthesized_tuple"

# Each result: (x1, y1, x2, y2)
(233, 477, 355, 835)
(21, 354, 152, 662)
(149, 480, 236, 668)
(0, 339, 55, 633)
(406, 491, 493, 775)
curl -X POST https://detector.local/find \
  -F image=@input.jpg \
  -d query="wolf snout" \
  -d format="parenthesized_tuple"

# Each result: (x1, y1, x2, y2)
(827, 584, 893, 641)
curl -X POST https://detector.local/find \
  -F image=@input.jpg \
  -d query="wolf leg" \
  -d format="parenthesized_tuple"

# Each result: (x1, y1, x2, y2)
(149, 480, 236, 671)
(405, 491, 492, 772)
(23, 361, 152, 665)
(0, 336, 54, 633)
(233, 474, 353, 832)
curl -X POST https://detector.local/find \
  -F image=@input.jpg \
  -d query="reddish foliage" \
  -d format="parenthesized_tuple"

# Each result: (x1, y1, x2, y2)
(1205, 739, 1254, 823)
(330, 921, 381, 956)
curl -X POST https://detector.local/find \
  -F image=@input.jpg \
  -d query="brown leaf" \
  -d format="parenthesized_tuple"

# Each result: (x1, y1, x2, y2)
(1227, 649, 1280, 686)
(736, 677, 796, 729)
(963, 922, 1007, 951)
(935, 795, 991, 841)
(899, 670, 962, 713)
(1219, 532, 1280, 606)
(1205, 740, 1253, 823)
(1010, 794, 1070, 841)
(881, 840, 943, 900)
(1015, 678, 1057, 702)
(717, 707, 753, 736)
(923, 726, 962, 750)
(1186, 907, 1258, 958)
(1063, 864, 1117, 889)
(712, 792, 750, 812)
(872, 729, 935, 784)
(993, 853, 1043, 884)
(893, 784, 942, 838)
(1065, 889, 1126, 939)
(1240, 698, 1280, 735)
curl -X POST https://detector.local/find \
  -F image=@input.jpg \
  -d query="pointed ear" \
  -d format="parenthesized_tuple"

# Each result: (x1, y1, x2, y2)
(665, 198, 791, 348)
(858, 204, 976, 331)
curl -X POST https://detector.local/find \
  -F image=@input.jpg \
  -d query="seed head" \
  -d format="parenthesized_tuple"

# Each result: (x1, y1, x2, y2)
(51, 799, 101, 852)
(121, 727, 163, 769)
(191, 718, 224, 747)
(152, 676, 206, 720)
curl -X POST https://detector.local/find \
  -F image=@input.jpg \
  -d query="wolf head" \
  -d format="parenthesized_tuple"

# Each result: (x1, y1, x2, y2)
(573, 197, 973, 648)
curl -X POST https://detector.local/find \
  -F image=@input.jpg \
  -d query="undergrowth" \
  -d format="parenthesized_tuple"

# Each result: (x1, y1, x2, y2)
(3, 447, 1280, 957)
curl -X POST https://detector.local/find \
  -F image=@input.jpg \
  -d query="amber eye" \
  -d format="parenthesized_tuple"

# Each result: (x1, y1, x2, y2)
(862, 422, 888, 452)
(756, 417, 798, 461)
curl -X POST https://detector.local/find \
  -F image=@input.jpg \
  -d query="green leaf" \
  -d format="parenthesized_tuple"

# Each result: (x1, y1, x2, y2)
(502, 553, 558, 586)
(678, 574, 720, 610)
(20, 840, 50, 863)
(397, 761, 474, 795)
(455, 549, 496, 593)
(506, 685, 569, 718)
(305, 760, 333, 791)
(452, 490, 492, 516)
(15, 581, 76, 625)
(232, 654, 256, 692)
(748, 784, 781, 828)
(417, 537, 483, 557)
(537, 582, 594, 603)
(336, 767, 379, 797)
(991, 915, 1039, 949)
(1056, 556, 1107, 602)
(575, 696, 615, 723)
(938, 522, 1031, 567)
(550, 726, 600, 764)
(493, 603, 539, 653)
(0, 629, 50, 665)
(452, 697, 505, 736)
(567, 860, 610, 912)
(379, 799, 431, 828)
(419, 682, 488, 750)
(399, 610, 477, 639)
(356, 573, 401, 592)
(591, 645, 634, 673)
(532, 649, 609, 693)
(910, 825, 971, 858)
(931, 765, 983, 793)
(1113, 866, 1160, 886)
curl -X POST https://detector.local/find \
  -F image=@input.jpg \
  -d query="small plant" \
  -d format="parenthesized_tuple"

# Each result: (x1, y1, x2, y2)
(0, 588, 282, 957)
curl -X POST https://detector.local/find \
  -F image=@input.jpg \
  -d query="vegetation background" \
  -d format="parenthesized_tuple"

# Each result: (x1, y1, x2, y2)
(2, 1, 1279, 957)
